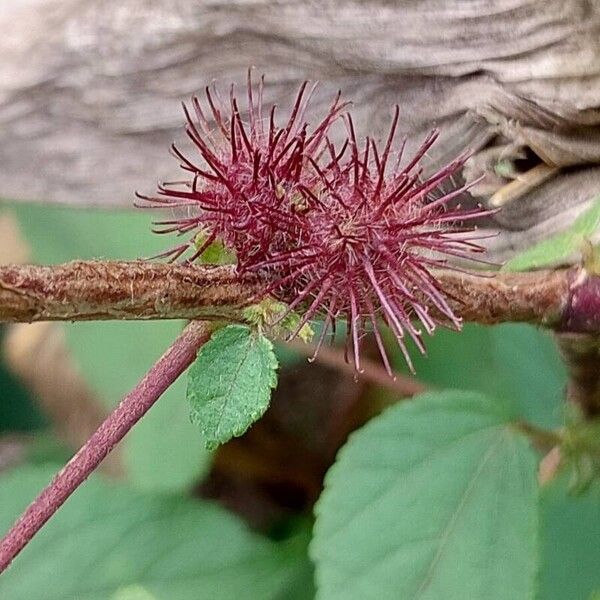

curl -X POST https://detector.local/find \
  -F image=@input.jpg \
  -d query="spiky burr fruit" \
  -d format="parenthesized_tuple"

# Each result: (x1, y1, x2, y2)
(244, 109, 490, 373)
(137, 73, 346, 266)
(140, 76, 490, 373)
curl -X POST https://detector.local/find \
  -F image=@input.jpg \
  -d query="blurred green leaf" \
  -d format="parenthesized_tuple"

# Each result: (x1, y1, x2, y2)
(392, 323, 567, 429)
(311, 391, 538, 600)
(9, 204, 211, 491)
(503, 196, 600, 272)
(273, 523, 316, 600)
(0, 465, 310, 600)
(111, 586, 159, 600)
(187, 325, 278, 449)
(7, 204, 169, 264)
(26, 433, 71, 465)
(538, 476, 600, 600)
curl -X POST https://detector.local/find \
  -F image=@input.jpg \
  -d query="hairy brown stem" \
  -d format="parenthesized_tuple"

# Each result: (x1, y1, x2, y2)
(0, 260, 592, 332)
(0, 320, 213, 573)
(433, 268, 570, 327)
(0, 261, 262, 323)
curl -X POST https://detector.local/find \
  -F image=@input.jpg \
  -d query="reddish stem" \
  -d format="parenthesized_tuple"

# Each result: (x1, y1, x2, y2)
(0, 320, 213, 573)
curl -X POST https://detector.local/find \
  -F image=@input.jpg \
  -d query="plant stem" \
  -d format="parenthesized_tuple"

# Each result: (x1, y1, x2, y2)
(0, 260, 588, 331)
(514, 421, 563, 454)
(0, 261, 262, 323)
(556, 333, 600, 417)
(0, 320, 213, 574)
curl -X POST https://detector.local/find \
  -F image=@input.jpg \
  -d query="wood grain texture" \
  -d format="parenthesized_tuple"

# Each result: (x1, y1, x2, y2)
(1, 1, 599, 261)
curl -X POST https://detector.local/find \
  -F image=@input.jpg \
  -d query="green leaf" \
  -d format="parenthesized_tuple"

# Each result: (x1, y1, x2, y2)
(503, 196, 600, 272)
(0, 465, 310, 600)
(311, 391, 539, 600)
(8, 204, 212, 492)
(111, 587, 159, 600)
(538, 476, 600, 600)
(390, 323, 567, 429)
(187, 325, 278, 449)
(196, 236, 236, 265)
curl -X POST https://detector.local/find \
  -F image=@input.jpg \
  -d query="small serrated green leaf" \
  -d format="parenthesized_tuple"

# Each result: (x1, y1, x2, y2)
(195, 234, 236, 265)
(242, 298, 314, 342)
(503, 195, 600, 272)
(187, 325, 278, 449)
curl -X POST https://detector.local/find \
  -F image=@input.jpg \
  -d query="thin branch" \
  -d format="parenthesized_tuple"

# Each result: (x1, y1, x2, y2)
(0, 260, 591, 332)
(0, 261, 262, 323)
(433, 267, 570, 327)
(286, 338, 427, 397)
(513, 421, 563, 454)
(0, 320, 214, 573)
(556, 333, 600, 417)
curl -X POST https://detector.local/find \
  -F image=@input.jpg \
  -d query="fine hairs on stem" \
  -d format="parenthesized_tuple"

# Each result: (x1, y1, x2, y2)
(0, 321, 214, 573)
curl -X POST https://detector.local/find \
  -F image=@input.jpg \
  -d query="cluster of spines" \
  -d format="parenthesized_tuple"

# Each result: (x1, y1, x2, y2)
(138, 75, 490, 373)
(137, 73, 346, 267)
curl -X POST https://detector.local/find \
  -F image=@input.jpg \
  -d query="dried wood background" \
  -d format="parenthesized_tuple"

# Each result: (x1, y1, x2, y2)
(1, 1, 599, 261)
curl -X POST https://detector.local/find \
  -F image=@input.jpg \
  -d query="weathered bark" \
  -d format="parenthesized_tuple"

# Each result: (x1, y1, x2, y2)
(1, 1, 599, 262)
